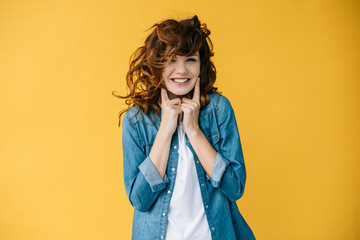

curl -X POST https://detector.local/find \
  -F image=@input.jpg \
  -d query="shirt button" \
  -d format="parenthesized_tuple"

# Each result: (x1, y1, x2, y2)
(173, 145, 177, 149)
(201, 183, 204, 187)
(168, 190, 171, 194)
(196, 160, 200, 164)
(211, 227, 215, 231)
(161, 236, 164, 239)
(172, 168, 175, 171)
(206, 205, 208, 209)
(162, 212, 166, 216)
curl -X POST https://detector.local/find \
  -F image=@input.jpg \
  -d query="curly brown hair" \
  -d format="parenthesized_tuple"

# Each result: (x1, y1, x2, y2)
(112, 15, 219, 126)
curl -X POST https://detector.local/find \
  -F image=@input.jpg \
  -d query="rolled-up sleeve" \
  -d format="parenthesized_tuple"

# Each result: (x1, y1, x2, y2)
(209, 152, 230, 187)
(139, 156, 167, 192)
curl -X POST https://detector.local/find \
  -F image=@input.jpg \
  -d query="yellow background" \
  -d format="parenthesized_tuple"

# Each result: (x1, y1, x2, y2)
(0, 0, 359, 239)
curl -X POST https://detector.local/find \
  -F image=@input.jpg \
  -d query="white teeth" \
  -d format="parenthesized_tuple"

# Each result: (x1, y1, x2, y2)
(172, 78, 189, 83)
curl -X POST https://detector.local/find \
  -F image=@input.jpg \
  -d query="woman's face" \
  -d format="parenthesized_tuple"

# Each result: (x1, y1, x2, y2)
(162, 51, 200, 99)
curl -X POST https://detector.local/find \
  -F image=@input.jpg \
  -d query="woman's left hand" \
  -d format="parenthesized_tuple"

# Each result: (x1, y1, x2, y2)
(181, 78, 201, 137)
(181, 77, 217, 179)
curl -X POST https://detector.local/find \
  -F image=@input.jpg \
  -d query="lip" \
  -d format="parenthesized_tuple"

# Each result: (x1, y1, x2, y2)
(170, 78, 192, 85)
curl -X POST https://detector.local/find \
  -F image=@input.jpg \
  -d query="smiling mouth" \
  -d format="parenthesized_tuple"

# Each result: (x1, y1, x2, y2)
(171, 78, 191, 83)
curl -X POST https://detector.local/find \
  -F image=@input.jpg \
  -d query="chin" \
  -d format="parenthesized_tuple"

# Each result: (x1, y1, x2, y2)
(175, 90, 191, 95)
(169, 91, 188, 98)
(169, 88, 194, 98)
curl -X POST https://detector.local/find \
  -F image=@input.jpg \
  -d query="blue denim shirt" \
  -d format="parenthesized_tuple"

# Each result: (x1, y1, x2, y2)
(122, 93, 256, 240)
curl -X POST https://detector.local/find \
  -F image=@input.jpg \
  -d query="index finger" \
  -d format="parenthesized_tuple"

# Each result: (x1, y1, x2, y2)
(161, 88, 169, 104)
(192, 77, 200, 103)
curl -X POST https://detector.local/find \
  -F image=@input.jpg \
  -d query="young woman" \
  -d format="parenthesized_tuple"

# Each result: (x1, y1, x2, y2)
(114, 15, 255, 240)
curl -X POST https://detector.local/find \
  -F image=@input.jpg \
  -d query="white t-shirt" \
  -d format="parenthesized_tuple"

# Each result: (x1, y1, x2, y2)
(165, 122, 212, 240)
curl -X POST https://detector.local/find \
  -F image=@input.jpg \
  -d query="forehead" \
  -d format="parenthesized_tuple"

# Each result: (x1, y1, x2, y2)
(169, 50, 200, 58)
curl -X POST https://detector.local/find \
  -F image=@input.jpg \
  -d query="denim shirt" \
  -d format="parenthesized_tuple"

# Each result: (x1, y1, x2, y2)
(122, 93, 256, 240)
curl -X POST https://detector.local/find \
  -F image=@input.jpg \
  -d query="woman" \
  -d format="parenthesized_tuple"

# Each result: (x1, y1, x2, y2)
(115, 15, 255, 240)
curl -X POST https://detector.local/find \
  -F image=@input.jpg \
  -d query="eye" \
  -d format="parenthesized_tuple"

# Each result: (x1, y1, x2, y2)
(186, 57, 197, 62)
(164, 56, 176, 63)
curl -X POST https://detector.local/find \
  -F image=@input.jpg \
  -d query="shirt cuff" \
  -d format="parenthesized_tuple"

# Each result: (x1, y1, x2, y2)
(209, 152, 230, 188)
(139, 157, 166, 192)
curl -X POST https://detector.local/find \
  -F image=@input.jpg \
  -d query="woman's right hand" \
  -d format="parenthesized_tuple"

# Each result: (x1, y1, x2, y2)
(147, 88, 180, 179)
(160, 88, 182, 136)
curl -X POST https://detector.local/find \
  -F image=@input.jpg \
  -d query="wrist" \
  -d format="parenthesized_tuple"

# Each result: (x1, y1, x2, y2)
(158, 123, 176, 139)
(186, 126, 203, 140)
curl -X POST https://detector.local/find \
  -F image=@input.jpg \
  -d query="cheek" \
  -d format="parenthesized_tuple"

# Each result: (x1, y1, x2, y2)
(162, 71, 171, 88)
(162, 72, 170, 87)
(191, 64, 201, 76)
(162, 65, 173, 79)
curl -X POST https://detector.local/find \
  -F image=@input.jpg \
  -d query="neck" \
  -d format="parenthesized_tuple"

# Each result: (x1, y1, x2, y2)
(167, 91, 193, 100)
(167, 91, 181, 100)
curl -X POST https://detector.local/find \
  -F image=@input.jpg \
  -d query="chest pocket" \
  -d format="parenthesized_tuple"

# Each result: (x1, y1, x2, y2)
(201, 111, 221, 152)
(136, 120, 158, 156)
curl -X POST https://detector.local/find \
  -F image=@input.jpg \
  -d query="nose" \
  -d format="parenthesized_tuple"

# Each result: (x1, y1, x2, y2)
(175, 60, 187, 75)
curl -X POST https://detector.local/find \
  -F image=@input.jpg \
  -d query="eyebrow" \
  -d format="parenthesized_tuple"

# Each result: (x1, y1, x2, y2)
(188, 53, 199, 57)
